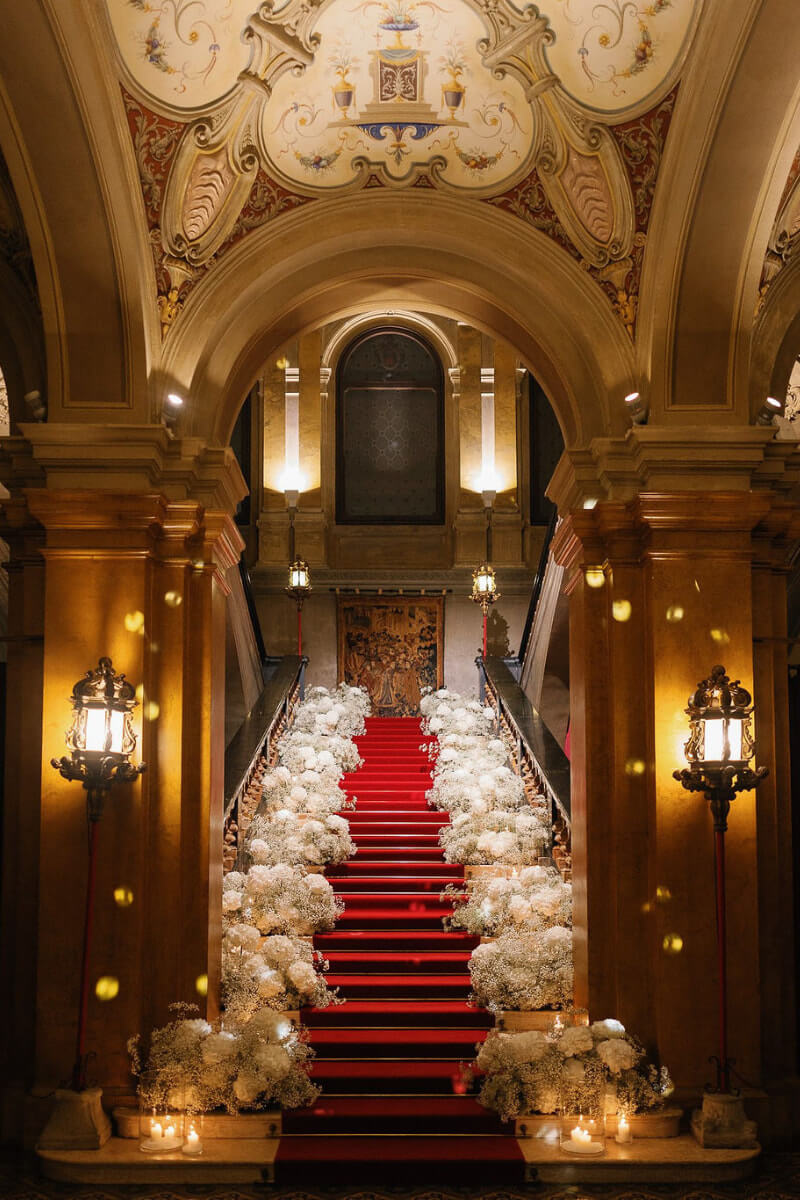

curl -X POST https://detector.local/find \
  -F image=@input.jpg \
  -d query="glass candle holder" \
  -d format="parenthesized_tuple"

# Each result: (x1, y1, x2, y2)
(559, 1072, 606, 1156)
(139, 1103, 184, 1153)
(182, 1113, 204, 1156)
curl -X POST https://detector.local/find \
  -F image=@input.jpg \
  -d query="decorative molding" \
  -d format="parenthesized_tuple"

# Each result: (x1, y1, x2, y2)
(121, 75, 677, 340)
(757, 146, 800, 313)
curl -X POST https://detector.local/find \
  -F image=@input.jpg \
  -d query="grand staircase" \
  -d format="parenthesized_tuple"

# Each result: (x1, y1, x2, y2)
(276, 716, 523, 1177)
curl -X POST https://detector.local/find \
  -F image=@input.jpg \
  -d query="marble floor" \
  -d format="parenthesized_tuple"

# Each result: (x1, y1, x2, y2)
(3, 1148, 800, 1200)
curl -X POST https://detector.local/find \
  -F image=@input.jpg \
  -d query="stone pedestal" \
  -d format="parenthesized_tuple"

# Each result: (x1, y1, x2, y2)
(36, 1088, 111, 1150)
(691, 1092, 758, 1148)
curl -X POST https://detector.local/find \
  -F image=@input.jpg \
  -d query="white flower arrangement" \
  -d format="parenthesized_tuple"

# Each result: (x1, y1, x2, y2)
(128, 1004, 319, 1113)
(428, 764, 527, 814)
(223, 864, 342, 936)
(221, 931, 339, 1024)
(278, 729, 362, 777)
(260, 765, 355, 818)
(475, 1018, 673, 1122)
(469, 928, 574, 1012)
(246, 810, 355, 868)
(420, 690, 496, 739)
(440, 807, 549, 865)
(444, 865, 572, 937)
(292, 684, 369, 740)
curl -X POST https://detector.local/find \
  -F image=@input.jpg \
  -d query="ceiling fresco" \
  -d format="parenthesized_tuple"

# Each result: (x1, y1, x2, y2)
(107, 1, 697, 338)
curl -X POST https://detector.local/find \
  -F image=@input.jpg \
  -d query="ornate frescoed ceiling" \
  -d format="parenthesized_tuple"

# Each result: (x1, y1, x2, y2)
(107, 0, 699, 339)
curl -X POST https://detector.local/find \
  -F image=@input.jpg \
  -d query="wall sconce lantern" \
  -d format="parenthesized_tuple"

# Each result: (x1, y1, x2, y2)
(674, 664, 766, 1145)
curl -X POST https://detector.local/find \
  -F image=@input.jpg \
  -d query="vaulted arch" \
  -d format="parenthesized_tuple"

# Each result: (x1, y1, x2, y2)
(160, 193, 636, 451)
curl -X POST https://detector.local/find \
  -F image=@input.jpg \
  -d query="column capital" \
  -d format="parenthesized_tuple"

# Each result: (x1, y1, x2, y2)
(547, 426, 798, 512)
(551, 490, 797, 575)
(0, 424, 247, 514)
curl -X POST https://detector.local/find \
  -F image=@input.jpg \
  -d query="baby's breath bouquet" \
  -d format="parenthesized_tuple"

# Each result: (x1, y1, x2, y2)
(260, 764, 355, 817)
(475, 1019, 673, 1122)
(469, 928, 573, 1011)
(440, 807, 548, 866)
(428, 763, 527, 814)
(420, 692, 497, 739)
(445, 865, 572, 937)
(223, 864, 342, 935)
(246, 810, 355, 868)
(128, 1004, 319, 1113)
(292, 684, 370, 739)
(221, 929, 338, 1024)
(476, 1028, 564, 1119)
(278, 730, 362, 776)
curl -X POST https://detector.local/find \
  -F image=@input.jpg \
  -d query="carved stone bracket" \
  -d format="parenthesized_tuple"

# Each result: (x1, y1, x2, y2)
(477, 0, 634, 266)
(161, 4, 317, 272)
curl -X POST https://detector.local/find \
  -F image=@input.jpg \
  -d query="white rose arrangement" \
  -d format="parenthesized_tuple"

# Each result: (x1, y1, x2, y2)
(444, 864, 572, 937)
(221, 930, 339, 1024)
(128, 1004, 319, 1113)
(475, 1018, 673, 1121)
(469, 928, 574, 1012)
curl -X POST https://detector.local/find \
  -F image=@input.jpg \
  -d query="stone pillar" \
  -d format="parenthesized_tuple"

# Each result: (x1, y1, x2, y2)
(552, 491, 797, 1103)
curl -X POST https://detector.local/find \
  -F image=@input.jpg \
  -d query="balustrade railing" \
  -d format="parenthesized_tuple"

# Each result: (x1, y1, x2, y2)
(222, 655, 307, 873)
(477, 653, 571, 878)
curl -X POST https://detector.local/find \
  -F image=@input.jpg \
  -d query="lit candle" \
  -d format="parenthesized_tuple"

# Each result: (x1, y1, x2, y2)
(562, 1122, 603, 1155)
(182, 1122, 203, 1156)
(141, 1113, 182, 1152)
(615, 1114, 633, 1144)
(553, 1013, 564, 1033)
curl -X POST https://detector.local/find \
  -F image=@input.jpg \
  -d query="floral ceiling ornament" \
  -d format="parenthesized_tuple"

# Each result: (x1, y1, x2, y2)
(159, 1, 320, 278)
(109, 0, 695, 321)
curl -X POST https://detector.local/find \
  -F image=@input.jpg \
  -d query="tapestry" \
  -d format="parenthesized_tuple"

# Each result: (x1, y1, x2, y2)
(337, 596, 444, 717)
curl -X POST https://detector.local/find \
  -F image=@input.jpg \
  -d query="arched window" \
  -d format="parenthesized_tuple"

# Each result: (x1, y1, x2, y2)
(336, 327, 444, 524)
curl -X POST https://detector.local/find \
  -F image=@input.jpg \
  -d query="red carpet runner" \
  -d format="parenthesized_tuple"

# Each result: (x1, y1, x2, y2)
(276, 715, 523, 1177)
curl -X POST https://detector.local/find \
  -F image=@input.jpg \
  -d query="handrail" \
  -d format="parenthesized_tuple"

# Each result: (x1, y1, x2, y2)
(238, 558, 268, 667)
(477, 653, 571, 877)
(517, 508, 557, 666)
(222, 655, 307, 872)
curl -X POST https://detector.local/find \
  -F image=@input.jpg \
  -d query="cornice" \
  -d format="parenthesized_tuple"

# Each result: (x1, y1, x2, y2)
(547, 425, 786, 511)
(0, 424, 247, 514)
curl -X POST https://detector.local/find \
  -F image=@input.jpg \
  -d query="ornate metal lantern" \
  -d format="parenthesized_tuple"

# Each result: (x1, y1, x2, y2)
(51, 657, 146, 818)
(673, 664, 767, 1101)
(471, 563, 499, 612)
(674, 665, 764, 810)
(47, 657, 146, 1098)
(286, 557, 312, 606)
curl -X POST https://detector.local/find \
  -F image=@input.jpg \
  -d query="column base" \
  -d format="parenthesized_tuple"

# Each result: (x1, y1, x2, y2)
(35, 1087, 112, 1150)
(691, 1091, 758, 1148)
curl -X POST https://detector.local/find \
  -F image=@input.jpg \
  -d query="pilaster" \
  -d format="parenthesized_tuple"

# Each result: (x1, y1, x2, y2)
(552, 489, 800, 1106)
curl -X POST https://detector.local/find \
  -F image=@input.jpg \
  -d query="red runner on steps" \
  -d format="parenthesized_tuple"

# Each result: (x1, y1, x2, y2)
(276, 715, 523, 1177)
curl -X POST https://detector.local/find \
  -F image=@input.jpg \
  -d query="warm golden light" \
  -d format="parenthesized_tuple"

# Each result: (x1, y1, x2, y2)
(95, 975, 120, 1000)
(124, 610, 145, 634)
(612, 599, 632, 622)
(85, 707, 126, 754)
(164, 590, 183, 608)
(195, 973, 209, 997)
(471, 563, 499, 608)
(666, 605, 684, 623)
(113, 886, 134, 907)
(662, 933, 683, 955)
(585, 568, 605, 589)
